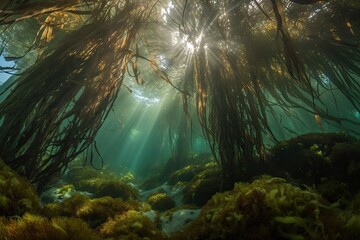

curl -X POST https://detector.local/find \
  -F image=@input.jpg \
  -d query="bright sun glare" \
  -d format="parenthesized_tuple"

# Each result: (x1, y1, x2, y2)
(170, 31, 204, 54)
(161, 1, 204, 55)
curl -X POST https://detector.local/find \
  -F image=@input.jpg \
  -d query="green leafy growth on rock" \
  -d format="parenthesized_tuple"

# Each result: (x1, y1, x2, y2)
(171, 176, 354, 239)
(0, 159, 40, 216)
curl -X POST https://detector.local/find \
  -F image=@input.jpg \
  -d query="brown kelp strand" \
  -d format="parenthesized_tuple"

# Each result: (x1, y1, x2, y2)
(162, 0, 360, 183)
(0, 0, 91, 26)
(0, 1, 153, 191)
(0, 0, 360, 190)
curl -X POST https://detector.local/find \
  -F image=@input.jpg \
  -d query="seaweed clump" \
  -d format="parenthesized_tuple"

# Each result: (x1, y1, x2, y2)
(0, 159, 40, 216)
(0, 216, 6, 237)
(328, 141, 360, 193)
(64, 165, 109, 185)
(171, 176, 353, 240)
(0, 1, 153, 192)
(168, 160, 216, 186)
(43, 194, 144, 228)
(3, 214, 99, 240)
(65, 165, 139, 200)
(147, 193, 176, 212)
(93, 180, 139, 200)
(183, 168, 223, 206)
(141, 154, 214, 190)
(99, 210, 167, 240)
(269, 133, 360, 199)
(168, 165, 206, 186)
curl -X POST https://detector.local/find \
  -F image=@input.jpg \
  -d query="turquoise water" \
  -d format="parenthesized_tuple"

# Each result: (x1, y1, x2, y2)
(94, 83, 210, 178)
(1, 1, 360, 239)
(0, 55, 12, 85)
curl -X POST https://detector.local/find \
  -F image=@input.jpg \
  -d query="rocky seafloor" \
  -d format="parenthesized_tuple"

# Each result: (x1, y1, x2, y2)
(1, 133, 360, 239)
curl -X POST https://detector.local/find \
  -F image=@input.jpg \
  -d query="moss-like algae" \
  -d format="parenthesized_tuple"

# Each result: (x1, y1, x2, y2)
(141, 154, 214, 190)
(147, 193, 176, 212)
(170, 176, 356, 240)
(65, 164, 139, 200)
(269, 133, 360, 198)
(0, 159, 40, 216)
(183, 168, 222, 206)
(168, 165, 208, 185)
(43, 194, 144, 228)
(99, 210, 167, 240)
(4, 213, 100, 240)
(2, 134, 360, 240)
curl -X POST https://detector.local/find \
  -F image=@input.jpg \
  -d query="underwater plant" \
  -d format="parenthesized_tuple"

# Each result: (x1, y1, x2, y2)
(168, 165, 205, 185)
(119, 172, 137, 183)
(43, 194, 144, 228)
(64, 166, 111, 185)
(183, 168, 223, 206)
(269, 133, 360, 194)
(42, 194, 89, 218)
(343, 215, 360, 238)
(147, 193, 176, 212)
(0, 0, 160, 191)
(140, 157, 201, 191)
(0, 216, 6, 237)
(349, 193, 360, 215)
(176, 0, 360, 183)
(64, 163, 140, 199)
(316, 179, 350, 203)
(99, 210, 167, 240)
(142, 154, 215, 190)
(93, 179, 140, 200)
(4, 213, 100, 240)
(0, 159, 40, 216)
(140, 174, 165, 191)
(0, 0, 360, 191)
(67, 177, 139, 200)
(171, 176, 355, 240)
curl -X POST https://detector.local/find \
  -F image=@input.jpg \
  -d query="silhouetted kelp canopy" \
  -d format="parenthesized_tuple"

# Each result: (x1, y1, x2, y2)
(0, 0, 359, 191)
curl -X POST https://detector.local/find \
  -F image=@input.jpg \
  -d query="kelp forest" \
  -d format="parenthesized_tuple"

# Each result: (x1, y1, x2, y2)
(1, 0, 360, 239)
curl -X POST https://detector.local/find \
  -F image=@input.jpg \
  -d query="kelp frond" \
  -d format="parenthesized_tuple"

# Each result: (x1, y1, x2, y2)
(0, 0, 360, 189)
(158, 0, 360, 182)
(0, 0, 155, 191)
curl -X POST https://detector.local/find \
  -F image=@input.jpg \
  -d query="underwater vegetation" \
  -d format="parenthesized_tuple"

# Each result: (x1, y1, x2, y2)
(74, 178, 139, 200)
(350, 193, 360, 215)
(43, 194, 144, 228)
(0, 217, 5, 237)
(93, 179, 139, 200)
(0, 0, 360, 239)
(99, 210, 167, 240)
(170, 176, 359, 240)
(0, 0, 360, 196)
(0, 159, 40, 217)
(0, 154, 360, 239)
(64, 163, 139, 200)
(168, 164, 208, 186)
(142, 153, 214, 190)
(0, 0, 157, 192)
(0, 158, 168, 239)
(156, 132, 360, 207)
(182, 168, 222, 207)
(141, 155, 222, 207)
(64, 165, 109, 185)
(269, 133, 360, 199)
(167, 155, 215, 185)
(147, 193, 176, 212)
(3, 214, 100, 240)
